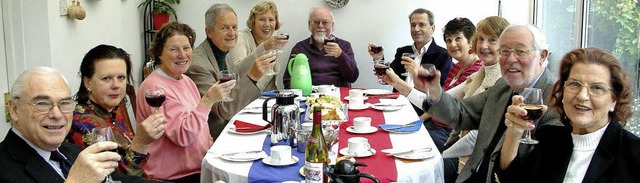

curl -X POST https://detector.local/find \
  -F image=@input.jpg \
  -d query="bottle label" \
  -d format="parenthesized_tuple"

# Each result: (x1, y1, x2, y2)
(305, 162, 324, 183)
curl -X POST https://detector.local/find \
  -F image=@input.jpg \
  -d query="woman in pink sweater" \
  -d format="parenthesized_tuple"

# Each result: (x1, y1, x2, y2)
(136, 22, 236, 182)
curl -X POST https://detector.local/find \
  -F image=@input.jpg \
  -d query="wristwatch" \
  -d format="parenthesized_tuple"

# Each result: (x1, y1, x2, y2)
(325, 0, 349, 9)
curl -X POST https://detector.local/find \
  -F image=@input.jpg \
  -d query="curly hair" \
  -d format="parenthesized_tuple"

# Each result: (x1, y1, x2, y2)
(76, 44, 132, 104)
(549, 48, 633, 126)
(246, 1, 281, 30)
(443, 17, 475, 43)
(147, 22, 196, 65)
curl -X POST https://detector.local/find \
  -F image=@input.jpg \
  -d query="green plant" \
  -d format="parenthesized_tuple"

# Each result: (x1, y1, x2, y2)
(138, 0, 180, 14)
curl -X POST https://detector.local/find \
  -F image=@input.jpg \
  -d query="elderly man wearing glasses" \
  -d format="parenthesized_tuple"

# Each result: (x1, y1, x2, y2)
(283, 6, 359, 88)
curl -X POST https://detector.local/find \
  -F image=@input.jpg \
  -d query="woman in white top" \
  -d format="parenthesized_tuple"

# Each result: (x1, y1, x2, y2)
(499, 48, 640, 182)
(226, 1, 288, 91)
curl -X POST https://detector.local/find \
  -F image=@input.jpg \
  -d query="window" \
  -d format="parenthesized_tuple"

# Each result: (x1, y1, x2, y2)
(538, 0, 640, 136)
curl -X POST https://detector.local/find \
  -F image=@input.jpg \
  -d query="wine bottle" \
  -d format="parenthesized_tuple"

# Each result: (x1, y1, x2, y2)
(305, 105, 328, 183)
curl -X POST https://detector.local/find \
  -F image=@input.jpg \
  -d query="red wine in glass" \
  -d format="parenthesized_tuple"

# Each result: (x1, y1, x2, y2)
(219, 77, 233, 83)
(145, 95, 166, 108)
(522, 105, 543, 120)
(374, 65, 389, 76)
(417, 72, 436, 82)
(280, 33, 290, 40)
(324, 37, 335, 45)
(371, 46, 383, 54)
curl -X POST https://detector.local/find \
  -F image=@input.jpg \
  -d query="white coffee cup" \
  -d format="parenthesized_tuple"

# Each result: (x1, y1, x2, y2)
(270, 145, 292, 164)
(353, 117, 372, 132)
(315, 85, 336, 94)
(347, 137, 371, 155)
(348, 97, 364, 108)
(349, 89, 365, 99)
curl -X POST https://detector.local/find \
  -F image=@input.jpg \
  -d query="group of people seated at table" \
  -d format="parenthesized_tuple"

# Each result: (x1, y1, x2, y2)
(0, 1, 638, 183)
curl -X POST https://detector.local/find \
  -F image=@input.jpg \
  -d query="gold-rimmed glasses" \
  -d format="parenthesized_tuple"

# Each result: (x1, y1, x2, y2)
(498, 47, 535, 60)
(564, 80, 611, 96)
(28, 99, 76, 114)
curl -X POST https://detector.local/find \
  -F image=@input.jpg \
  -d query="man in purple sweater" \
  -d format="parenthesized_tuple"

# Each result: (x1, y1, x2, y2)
(283, 7, 359, 88)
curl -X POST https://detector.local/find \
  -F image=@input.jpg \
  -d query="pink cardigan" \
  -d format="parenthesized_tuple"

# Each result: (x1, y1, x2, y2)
(136, 71, 213, 180)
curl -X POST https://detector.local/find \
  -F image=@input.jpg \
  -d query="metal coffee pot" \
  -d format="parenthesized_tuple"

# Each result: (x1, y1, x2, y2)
(262, 90, 300, 146)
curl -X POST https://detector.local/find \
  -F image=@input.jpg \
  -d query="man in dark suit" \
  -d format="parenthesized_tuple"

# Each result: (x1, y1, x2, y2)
(0, 67, 153, 183)
(369, 8, 452, 117)
(414, 24, 562, 182)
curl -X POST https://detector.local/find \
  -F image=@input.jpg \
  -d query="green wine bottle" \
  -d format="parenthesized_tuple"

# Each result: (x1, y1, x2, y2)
(305, 105, 328, 183)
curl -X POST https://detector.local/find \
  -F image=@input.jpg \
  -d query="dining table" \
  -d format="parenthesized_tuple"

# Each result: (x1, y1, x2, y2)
(201, 87, 444, 183)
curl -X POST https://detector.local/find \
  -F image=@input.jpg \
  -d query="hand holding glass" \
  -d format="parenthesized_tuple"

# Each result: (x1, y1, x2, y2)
(92, 127, 121, 183)
(276, 31, 289, 53)
(219, 70, 237, 102)
(324, 36, 336, 56)
(401, 53, 417, 76)
(519, 88, 543, 144)
(374, 60, 390, 84)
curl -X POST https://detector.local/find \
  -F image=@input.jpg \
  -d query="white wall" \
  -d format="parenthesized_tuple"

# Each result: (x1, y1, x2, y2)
(1, 0, 531, 139)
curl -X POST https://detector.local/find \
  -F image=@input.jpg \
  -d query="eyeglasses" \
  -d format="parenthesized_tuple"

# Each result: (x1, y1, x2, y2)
(498, 48, 534, 60)
(310, 20, 333, 26)
(31, 99, 76, 114)
(564, 80, 611, 96)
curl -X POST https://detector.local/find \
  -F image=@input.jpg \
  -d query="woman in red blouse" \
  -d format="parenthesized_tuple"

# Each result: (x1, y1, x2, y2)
(67, 44, 166, 177)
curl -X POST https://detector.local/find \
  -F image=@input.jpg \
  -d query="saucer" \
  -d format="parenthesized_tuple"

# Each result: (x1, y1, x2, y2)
(339, 147, 376, 158)
(344, 96, 369, 100)
(262, 156, 299, 166)
(348, 104, 369, 110)
(346, 126, 378, 134)
(299, 166, 305, 176)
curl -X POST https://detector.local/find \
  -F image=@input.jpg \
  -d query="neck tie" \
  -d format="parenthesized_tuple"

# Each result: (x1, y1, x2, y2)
(50, 150, 71, 178)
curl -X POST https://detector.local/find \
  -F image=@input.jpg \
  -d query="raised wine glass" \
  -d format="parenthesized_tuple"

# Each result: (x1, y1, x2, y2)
(374, 59, 390, 84)
(145, 88, 165, 113)
(262, 49, 278, 76)
(219, 70, 237, 102)
(416, 64, 436, 96)
(401, 53, 417, 76)
(324, 35, 336, 56)
(519, 88, 543, 144)
(91, 127, 121, 183)
(276, 30, 289, 53)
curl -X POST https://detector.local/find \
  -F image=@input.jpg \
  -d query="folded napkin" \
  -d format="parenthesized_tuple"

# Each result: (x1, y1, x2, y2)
(233, 120, 272, 133)
(262, 90, 277, 97)
(378, 119, 423, 133)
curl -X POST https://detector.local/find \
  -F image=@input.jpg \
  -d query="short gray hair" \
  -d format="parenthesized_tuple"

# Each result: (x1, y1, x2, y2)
(10, 66, 69, 100)
(205, 3, 236, 28)
(501, 24, 550, 62)
(308, 6, 334, 22)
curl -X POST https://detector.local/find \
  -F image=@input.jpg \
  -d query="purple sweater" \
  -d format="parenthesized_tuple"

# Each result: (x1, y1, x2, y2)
(283, 36, 359, 87)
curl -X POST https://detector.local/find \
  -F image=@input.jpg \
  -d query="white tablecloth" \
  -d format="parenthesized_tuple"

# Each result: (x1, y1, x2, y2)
(202, 95, 444, 183)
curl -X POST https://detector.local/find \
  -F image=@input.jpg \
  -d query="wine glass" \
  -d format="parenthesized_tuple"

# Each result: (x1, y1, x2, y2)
(323, 121, 341, 156)
(401, 53, 417, 76)
(519, 88, 543, 144)
(262, 49, 278, 76)
(276, 31, 289, 53)
(324, 35, 336, 56)
(145, 88, 165, 113)
(374, 59, 390, 84)
(370, 43, 383, 55)
(218, 70, 237, 102)
(92, 127, 121, 183)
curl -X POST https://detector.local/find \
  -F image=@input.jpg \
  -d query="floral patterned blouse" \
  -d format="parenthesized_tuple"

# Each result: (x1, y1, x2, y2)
(67, 100, 147, 177)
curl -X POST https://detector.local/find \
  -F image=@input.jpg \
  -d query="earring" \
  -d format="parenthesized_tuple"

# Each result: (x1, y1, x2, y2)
(610, 107, 615, 112)
(468, 49, 473, 54)
(87, 87, 92, 93)
(561, 99, 564, 103)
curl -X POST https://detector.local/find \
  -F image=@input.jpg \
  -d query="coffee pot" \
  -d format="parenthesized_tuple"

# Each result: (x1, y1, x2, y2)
(324, 160, 380, 183)
(263, 90, 300, 146)
(287, 53, 312, 96)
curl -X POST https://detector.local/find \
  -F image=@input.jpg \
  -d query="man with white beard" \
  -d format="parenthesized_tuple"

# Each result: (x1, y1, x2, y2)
(283, 7, 359, 88)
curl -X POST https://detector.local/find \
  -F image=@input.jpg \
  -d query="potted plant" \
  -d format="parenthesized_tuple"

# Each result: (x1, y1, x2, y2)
(138, 0, 180, 30)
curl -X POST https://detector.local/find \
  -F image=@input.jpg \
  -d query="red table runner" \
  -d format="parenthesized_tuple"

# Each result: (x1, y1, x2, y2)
(339, 87, 397, 183)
